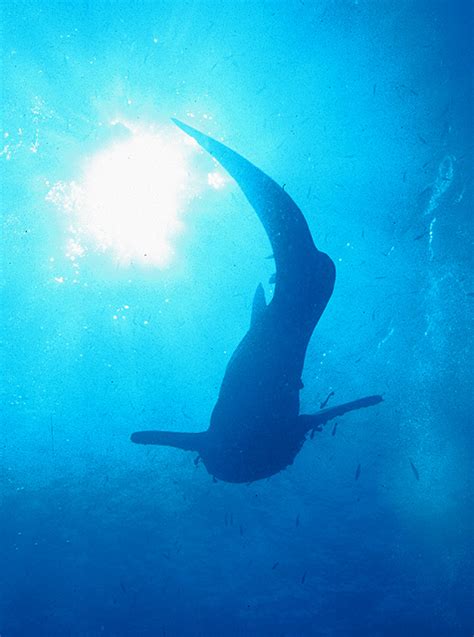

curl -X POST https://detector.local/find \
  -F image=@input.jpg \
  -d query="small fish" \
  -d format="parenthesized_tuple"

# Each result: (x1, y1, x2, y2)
(269, 273, 276, 284)
(466, 292, 474, 297)
(414, 232, 428, 241)
(271, 561, 279, 570)
(396, 83, 418, 96)
(320, 391, 335, 409)
(409, 459, 420, 481)
(418, 135, 428, 144)
(120, 581, 127, 593)
(301, 571, 307, 584)
(239, 524, 244, 537)
(331, 422, 338, 437)
(355, 463, 361, 480)
(373, 83, 377, 96)
(295, 514, 300, 527)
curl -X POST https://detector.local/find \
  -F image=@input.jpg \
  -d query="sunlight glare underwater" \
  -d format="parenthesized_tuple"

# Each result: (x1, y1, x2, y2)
(47, 120, 225, 269)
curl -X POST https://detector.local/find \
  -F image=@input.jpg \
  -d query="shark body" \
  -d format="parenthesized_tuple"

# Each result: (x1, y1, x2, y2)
(131, 120, 382, 483)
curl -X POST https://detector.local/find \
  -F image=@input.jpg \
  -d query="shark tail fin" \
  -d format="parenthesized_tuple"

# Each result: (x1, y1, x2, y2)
(130, 430, 207, 452)
(172, 118, 335, 327)
(172, 118, 320, 270)
(299, 395, 383, 432)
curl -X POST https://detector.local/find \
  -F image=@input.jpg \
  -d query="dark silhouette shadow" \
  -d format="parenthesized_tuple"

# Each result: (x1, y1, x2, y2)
(131, 120, 382, 482)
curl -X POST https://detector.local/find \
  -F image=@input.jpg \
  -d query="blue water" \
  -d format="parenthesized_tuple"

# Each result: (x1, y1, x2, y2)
(1, 1, 473, 635)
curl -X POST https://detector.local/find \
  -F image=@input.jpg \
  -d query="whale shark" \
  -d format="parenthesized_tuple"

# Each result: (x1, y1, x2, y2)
(131, 119, 383, 483)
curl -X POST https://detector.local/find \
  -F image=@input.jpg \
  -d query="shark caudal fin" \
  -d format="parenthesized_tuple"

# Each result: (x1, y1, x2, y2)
(131, 430, 207, 452)
(298, 395, 384, 432)
(172, 118, 336, 326)
(172, 119, 327, 275)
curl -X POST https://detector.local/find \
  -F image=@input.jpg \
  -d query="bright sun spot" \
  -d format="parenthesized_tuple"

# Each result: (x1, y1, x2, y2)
(81, 128, 184, 266)
(47, 120, 200, 268)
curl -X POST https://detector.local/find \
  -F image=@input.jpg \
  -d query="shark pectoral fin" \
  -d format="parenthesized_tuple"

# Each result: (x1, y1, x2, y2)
(130, 430, 207, 452)
(299, 394, 384, 432)
(251, 283, 266, 326)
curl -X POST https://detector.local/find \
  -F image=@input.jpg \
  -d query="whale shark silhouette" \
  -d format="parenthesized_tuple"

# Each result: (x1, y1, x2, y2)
(131, 119, 383, 483)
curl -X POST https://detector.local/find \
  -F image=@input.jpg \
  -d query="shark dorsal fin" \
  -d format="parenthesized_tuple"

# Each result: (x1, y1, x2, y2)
(251, 283, 266, 326)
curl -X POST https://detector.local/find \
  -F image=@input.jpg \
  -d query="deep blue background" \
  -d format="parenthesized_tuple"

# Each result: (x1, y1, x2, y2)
(1, 1, 473, 635)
